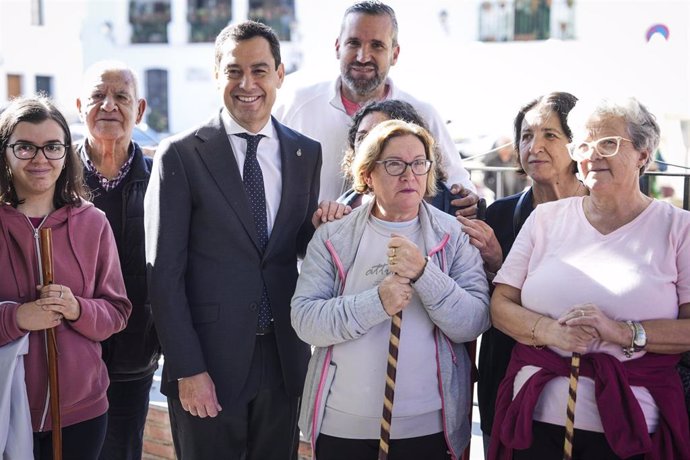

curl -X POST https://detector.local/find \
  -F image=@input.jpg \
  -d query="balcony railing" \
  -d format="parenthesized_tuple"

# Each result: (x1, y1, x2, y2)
(129, 1, 171, 43)
(478, 0, 575, 42)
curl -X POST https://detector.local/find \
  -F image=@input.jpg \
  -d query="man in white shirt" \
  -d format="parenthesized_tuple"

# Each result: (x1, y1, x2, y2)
(274, 0, 478, 214)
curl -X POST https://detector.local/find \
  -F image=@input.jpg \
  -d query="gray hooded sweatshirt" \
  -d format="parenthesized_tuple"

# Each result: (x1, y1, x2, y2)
(291, 200, 490, 459)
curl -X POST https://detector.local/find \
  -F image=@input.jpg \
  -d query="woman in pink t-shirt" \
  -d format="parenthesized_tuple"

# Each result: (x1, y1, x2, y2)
(489, 97, 690, 459)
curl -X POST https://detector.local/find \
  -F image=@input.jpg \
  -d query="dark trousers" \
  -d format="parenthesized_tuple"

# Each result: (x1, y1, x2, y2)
(315, 432, 450, 460)
(33, 412, 107, 460)
(98, 374, 154, 460)
(169, 334, 300, 460)
(513, 421, 646, 460)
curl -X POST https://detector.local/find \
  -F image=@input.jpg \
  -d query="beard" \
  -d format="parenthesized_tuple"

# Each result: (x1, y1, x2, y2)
(341, 62, 385, 97)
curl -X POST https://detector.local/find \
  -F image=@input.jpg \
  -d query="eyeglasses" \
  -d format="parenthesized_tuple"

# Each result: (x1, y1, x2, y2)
(7, 142, 67, 160)
(375, 159, 433, 176)
(567, 136, 632, 161)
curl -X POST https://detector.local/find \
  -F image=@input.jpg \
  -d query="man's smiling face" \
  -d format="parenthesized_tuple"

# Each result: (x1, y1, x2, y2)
(216, 36, 285, 133)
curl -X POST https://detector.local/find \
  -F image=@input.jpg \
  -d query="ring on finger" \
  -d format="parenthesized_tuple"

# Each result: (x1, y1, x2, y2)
(579, 309, 584, 317)
(59, 288, 63, 299)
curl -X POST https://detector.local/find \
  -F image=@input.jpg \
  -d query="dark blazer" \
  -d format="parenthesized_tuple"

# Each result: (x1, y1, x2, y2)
(145, 112, 321, 406)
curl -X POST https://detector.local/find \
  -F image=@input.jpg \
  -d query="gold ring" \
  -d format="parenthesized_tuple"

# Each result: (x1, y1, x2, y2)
(59, 288, 63, 299)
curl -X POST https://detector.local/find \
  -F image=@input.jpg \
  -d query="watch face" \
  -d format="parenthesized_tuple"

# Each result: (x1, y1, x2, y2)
(633, 322, 647, 349)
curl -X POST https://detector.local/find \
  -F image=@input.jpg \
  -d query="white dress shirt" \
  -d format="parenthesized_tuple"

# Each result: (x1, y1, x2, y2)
(221, 110, 282, 237)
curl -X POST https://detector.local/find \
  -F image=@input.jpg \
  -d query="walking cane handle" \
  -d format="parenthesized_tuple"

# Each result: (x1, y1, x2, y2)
(40, 228, 54, 285)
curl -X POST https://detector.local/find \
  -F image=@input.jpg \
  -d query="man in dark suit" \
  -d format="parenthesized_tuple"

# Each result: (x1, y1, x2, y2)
(145, 21, 342, 459)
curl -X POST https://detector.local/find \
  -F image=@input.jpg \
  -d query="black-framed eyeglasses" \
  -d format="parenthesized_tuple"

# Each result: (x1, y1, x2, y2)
(375, 158, 433, 176)
(7, 142, 67, 160)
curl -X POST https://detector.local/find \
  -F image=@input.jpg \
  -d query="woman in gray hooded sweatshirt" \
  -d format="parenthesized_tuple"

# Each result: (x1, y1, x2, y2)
(292, 120, 490, 460)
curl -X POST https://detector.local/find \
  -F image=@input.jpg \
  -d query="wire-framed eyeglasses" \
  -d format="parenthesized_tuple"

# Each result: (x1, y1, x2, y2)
(375, 158, 433, 176)
(8, 142, 68, 160)
(567, 136, 632, 162)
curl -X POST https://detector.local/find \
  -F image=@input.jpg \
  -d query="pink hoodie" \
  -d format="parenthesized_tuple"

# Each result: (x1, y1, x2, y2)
(0, 201, 131, 431)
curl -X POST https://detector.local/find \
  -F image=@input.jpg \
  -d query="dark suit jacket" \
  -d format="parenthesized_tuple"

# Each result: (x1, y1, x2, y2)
(145, 112, 321, 405)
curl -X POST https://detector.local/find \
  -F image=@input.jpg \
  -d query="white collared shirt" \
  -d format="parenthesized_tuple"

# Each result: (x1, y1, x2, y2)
(221, 110, 282, 237)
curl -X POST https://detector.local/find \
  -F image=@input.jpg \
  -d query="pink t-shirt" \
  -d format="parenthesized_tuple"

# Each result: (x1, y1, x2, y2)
(495, 197, 690, 433)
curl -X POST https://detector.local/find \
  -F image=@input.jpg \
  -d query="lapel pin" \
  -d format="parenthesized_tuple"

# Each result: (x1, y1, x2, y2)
(296, 149, 302, 157)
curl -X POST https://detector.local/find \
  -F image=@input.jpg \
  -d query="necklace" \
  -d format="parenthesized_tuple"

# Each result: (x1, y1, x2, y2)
(571, 180, 585, 197)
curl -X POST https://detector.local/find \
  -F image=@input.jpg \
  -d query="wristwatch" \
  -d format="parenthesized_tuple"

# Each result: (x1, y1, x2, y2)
(624, 320, 647, 357)
(631, 321, 647, 352)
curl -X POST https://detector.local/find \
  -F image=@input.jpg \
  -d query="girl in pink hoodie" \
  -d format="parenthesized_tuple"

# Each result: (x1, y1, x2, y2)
(0, 96, 131, 459)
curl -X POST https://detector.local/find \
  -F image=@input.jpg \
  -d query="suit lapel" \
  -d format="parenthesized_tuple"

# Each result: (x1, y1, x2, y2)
(196, 113, 263, 252)
(265, 118, 303, 257)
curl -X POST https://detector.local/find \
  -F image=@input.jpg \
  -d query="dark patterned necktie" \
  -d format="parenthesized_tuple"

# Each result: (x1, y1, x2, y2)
(236, 133, 272, 331)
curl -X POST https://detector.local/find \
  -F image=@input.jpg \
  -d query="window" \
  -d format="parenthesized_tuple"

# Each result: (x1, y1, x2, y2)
(514, 0, 550, 40)
(130, 0, 171, 44)
(248, 0, 295, 41)
(35, 76, 53, 97)
(146, 69, 169, 133)
(188, 0, 232, 43)
(478, 1, 512, 42)
(31, 0, 44, 26)
(550, 0, 575, 40)
(7, 75, 22, 99)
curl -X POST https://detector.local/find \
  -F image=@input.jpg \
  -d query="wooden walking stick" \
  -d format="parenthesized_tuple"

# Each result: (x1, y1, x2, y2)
(378, 310, 403, 460)
(40, 228, 62, 460)
(562, 352, 582, 460)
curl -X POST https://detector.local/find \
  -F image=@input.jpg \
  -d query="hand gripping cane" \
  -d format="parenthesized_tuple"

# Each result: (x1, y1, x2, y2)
(378, 310, 403, 460)
(40, 228, 62, 460)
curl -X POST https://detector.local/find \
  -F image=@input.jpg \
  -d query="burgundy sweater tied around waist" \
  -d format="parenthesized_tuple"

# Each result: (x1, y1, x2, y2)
(488, 343, 690, 460)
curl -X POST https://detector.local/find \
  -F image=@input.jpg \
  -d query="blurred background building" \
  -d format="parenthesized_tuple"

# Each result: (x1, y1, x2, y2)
(1, 0, 688, 199)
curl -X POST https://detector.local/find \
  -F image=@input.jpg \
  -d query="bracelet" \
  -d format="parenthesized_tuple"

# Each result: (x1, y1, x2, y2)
(530, 315, 545, 350)
(411, 256, 430, 283)
(622, 320, 636, 358)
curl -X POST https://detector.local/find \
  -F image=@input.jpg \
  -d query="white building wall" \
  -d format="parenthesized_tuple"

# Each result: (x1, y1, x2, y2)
(0, 0, 86, 118)
(1, 0, 689, 167)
